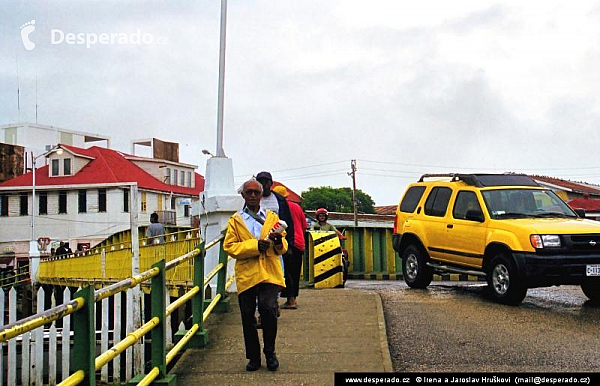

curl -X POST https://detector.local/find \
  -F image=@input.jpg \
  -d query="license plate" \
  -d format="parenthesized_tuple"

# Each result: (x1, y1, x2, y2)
(586, 265, 600, 276)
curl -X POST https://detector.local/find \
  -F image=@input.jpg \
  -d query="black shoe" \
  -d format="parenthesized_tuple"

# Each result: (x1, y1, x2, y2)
(266, 353, 279, 371)
(246, 359, 261, 371)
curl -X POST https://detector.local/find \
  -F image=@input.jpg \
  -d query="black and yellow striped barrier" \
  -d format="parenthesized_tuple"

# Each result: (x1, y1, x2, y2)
(308, 231, 344, 288)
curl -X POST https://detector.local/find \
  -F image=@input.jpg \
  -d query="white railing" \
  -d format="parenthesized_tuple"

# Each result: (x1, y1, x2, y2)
(0, 286, 174, 385)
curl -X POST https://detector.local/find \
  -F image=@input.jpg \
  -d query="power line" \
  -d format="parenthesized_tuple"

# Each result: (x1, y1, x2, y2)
(234, 160, 347, 178)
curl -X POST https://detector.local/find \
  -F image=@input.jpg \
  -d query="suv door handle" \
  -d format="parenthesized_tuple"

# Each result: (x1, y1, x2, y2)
(447, 224, 454, 229)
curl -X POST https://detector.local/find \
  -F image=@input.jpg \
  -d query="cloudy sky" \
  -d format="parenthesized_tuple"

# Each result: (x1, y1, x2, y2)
(1, 1, 600, 205)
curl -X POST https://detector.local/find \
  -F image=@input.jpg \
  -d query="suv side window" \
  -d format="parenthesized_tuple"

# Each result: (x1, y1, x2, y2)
(424, 187, 452, 217)
(453, 191, 483, 220)
(400, 186, 426, 213)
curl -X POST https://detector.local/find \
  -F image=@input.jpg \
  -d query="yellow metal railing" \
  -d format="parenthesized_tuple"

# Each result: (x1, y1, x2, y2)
(1, 230, 232, 386)
(38, 228, 201, 289)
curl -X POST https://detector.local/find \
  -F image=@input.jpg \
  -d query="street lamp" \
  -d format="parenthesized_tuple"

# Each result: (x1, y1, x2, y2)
(29, 145, 62, 282)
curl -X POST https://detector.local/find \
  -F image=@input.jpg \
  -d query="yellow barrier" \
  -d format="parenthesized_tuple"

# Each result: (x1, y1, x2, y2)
(38, 229, 201, 291)
(308, 231, 344, 288)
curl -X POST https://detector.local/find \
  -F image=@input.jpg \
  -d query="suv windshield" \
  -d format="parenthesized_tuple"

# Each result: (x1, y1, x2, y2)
(481, 189, 577, 219)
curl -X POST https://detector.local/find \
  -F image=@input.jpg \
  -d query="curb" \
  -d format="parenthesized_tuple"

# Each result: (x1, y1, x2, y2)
(348, 273, 485, 281)
(374, 292, 394, 372)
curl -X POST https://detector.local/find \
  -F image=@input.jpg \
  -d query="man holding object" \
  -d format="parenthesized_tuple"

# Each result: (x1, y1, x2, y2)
(223, 179, 287, 372)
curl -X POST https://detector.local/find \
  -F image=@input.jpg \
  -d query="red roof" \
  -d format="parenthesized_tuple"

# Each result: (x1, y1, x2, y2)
(0, 144, 204, 195)
(568, 198, 600, 212)
(375, 205, 397, 215)
(532, 175, 600, 196)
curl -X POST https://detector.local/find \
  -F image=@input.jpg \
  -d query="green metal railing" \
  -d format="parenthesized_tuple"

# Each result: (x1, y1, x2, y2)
(0, 231, 232, 386)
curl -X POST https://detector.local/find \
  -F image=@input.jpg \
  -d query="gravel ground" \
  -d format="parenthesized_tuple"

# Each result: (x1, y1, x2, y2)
(346, 280, 600, 372)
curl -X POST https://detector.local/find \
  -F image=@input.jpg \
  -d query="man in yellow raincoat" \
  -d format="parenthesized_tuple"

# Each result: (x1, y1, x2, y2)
(223, 178, 287, 372)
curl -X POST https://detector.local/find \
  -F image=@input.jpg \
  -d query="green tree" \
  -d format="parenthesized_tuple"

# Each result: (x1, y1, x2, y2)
(301, 186, 376, 214)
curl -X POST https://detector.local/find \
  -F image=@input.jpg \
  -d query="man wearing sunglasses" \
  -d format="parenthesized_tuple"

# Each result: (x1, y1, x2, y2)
(223, 179, 287, 372)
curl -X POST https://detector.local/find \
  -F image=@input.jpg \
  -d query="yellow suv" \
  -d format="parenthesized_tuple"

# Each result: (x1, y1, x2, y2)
(392, 173, 600, 305)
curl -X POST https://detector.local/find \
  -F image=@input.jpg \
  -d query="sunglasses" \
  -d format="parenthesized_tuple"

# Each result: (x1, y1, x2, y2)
(243, 189, 262, 196)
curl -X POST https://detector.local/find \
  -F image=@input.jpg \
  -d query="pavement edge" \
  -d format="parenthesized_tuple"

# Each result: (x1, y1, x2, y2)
(374, 291, 394, 372)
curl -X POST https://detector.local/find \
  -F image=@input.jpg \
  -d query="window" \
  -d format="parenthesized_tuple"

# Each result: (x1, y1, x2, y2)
(39, 191, 48, 215)
(98, 189, 107, 212)
(58, 191, 67, 214)
(5, 127, 17, 144)
(180, 170, 185, 186)
(64, 158, 72, 175)
(78, 190, 87, 213)
(141, 191, 147, 212)
(184, 204, 190, 217)
(187, 171, 192, 187)
(165, 168, 171, 184)
(400, 186, 426, 213)
(171, 197, 176, 210)
(424, 187, 452, 217)
(173, 169, 178, 185)
(453, 191, 482, 220)
(123, 189, 129, 212)
(0, 195, 7, 217)
(20, 193, 28, 216)
(51, 159, 59, 176)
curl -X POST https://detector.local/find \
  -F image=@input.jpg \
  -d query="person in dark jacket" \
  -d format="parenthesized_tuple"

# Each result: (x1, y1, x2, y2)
(256, 171, 295, 309)
(255, 171, 295, 258)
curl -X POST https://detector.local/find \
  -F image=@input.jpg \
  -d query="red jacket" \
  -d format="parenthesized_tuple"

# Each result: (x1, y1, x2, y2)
(288, 200, 307, 251)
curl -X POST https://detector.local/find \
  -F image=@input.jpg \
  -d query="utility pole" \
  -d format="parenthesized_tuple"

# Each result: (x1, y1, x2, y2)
(349, 159, 358, 226)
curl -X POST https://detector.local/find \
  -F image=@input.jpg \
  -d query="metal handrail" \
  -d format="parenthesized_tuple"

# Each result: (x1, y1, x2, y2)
(64, 231, 227, 386)
(2, 230, 231, 386)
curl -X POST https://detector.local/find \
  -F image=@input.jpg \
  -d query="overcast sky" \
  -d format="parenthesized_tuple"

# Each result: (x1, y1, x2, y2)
(1, 1, 600, 205)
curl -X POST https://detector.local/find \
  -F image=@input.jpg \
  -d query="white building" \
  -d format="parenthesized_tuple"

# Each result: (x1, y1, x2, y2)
(0, 143, 204, 267)
(0, 122, 110, 170)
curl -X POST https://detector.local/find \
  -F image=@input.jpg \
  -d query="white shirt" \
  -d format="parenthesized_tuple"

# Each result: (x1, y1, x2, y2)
(261, 193, 279, 214)
(240, 207, 267, 239)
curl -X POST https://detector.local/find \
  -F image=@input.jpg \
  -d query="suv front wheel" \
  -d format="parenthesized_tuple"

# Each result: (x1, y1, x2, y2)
(402, 244, 433, 289)
(581, 281, 600, 302)
(487, 253, 527, 305)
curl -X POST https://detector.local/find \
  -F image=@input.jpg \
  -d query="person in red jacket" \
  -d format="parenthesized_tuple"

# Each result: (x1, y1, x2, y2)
(273, 185, 307, 309)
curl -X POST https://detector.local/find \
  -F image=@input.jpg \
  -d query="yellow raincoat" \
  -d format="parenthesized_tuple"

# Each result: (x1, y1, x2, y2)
(223, 210, 287, 294)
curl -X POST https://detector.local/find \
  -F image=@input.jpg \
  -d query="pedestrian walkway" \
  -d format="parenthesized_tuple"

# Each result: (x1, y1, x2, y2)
(170, 288, 393, 385)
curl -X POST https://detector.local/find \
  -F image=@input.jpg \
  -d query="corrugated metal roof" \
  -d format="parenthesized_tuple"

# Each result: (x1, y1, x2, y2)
(0, 144, 204, 195)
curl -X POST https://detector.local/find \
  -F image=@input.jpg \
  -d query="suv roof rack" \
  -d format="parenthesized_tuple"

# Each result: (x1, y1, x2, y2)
(418, 173, 539, 187)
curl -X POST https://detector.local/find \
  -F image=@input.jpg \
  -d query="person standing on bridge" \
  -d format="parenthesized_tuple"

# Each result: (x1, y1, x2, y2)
(311, 208, 338, 233)
(223, 178, 287, 372)
(256, 171, 295, 307)
(273, 185, 307, 310)
(146, 212, 165, 244)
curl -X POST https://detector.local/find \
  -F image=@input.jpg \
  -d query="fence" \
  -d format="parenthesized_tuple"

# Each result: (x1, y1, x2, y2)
(0, 231, 231, 385)
(38, 228, 201, 291)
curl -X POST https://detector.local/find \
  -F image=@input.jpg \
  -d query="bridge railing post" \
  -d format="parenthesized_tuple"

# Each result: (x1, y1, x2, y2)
(129, 259, 176, 385)
(175, 243, 209, 348)
(72, 285, 96, 386)
(213, 231, 231, 313)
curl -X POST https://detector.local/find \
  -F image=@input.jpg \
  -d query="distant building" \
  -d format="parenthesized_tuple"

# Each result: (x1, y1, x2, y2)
(531, 175, 600, 201)
(0, 142, 25, 183)
(0, 143, 204, 267)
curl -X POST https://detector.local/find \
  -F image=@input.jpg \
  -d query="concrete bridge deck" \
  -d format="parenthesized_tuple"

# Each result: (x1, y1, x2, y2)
(170, 287, 393, 385)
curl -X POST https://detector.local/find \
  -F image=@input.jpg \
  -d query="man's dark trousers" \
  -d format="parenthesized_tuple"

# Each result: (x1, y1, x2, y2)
(238, 282, 280, 360)
(282, 247, 303, 297)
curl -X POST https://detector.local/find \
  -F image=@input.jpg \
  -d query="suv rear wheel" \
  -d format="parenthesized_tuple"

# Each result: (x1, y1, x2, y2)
(402, 244, 433, 289)
(487, 253, 527, 305)
(581, 281, 600, 302)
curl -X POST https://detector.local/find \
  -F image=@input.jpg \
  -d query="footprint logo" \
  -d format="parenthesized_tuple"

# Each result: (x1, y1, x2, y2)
(20, 20, 36, 50)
